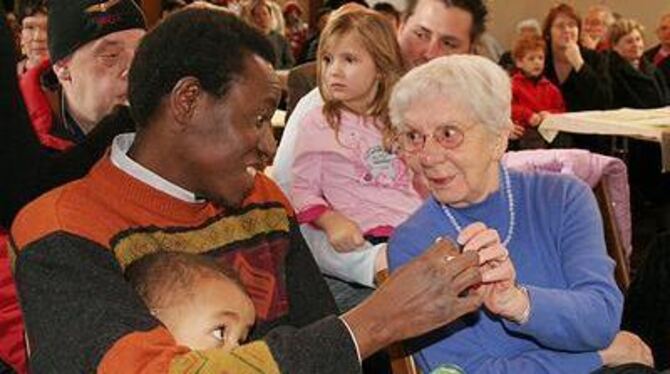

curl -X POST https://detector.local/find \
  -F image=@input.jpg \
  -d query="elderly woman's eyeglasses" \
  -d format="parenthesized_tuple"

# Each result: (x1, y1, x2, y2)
(395, 125, 465, 153)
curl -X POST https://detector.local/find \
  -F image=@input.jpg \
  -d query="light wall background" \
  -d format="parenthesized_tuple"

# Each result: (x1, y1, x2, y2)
(294, 0, 670, 51)
(487, 0, 670, 50)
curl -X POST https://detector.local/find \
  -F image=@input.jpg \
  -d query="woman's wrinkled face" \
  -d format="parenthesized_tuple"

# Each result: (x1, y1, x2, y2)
(398, 93, 506, 207)
(551, 13, 579, 49)
(582, 11, 608, 40)
(614, 29, 645, 65)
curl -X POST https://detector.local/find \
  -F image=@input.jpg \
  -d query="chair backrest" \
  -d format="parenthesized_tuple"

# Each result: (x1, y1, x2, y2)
(593, 179, 631, 290)
(374, 269, 420, 374)
(503, 149, 632, 291)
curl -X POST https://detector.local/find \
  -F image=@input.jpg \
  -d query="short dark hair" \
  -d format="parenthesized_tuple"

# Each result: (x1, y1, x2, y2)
(373, 2, 400, 23)
(402, 0, 488, 42)
(125, 251, 246, 309)
(128, 8, 275, 127)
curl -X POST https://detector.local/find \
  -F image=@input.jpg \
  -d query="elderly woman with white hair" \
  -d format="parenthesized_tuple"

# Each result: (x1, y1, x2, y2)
(387, 55, 656, 373)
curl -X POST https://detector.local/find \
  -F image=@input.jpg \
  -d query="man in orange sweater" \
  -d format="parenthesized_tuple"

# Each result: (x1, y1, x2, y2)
(10, 8, 486, 373)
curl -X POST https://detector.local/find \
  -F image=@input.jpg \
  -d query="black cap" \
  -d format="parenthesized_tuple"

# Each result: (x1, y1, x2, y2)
(47, 0, 147, 63)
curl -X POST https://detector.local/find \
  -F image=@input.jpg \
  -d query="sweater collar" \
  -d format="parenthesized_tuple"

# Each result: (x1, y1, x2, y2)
(110, 133, 204, 203)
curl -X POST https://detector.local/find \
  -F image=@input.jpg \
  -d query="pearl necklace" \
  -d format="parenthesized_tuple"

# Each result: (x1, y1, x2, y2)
(441, 167, 515, 246)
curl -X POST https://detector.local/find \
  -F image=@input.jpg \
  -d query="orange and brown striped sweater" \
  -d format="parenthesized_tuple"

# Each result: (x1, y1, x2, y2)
(10, 156, 359, 373)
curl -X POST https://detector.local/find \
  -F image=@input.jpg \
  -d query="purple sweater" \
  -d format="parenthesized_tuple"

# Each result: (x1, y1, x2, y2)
(389, 169, 623, 374)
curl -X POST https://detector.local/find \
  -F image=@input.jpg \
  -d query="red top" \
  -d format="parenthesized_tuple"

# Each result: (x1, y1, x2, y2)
(18, 59, 74, 151)
(0, 227, 26, 374)
(511, 72, 566, 128)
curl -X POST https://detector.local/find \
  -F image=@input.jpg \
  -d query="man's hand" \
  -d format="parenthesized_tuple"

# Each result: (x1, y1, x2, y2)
(342, 239, 483, 359)
(315, 210, 365, 252)
(599, 331, 654, 368)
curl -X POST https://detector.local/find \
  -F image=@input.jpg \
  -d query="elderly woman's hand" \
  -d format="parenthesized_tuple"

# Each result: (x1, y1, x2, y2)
(459, 222, 530, 322)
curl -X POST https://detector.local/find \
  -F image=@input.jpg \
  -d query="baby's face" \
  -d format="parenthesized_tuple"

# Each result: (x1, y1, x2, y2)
(157, 274, 256, 351)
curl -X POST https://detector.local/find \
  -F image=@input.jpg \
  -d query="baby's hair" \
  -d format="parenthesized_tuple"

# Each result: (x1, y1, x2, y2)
(125, 251, 246, 310)
(512, 34, 546, 61)
(317, 7, 405, 148)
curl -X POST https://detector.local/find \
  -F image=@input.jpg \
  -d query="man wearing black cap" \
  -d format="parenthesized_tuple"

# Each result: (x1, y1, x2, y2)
(48, 0, 146, 140)
(0, 0, 147, 227)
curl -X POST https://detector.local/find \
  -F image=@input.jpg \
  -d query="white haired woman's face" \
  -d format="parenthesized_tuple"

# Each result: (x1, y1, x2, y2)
(398, 93, 506, 208)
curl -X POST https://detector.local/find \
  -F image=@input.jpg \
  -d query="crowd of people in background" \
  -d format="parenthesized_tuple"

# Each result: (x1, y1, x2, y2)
(2, 0, 670, 373)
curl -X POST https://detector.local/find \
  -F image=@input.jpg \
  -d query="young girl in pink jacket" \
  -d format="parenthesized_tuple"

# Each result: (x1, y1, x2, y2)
(289, 7, 423, 264)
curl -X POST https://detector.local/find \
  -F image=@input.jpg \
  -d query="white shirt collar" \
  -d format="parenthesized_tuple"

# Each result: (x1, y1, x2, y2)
(110, 133, 204, 203)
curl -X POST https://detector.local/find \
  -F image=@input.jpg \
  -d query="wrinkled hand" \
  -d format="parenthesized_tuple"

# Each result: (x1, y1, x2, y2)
(342, 239, 483, 358)
(458, 223, 527, 321)
(316, 210, 366, 252)
(564, 42, 585, 71)
(510, 124, 526, 140)
(599, 331, 654, 368)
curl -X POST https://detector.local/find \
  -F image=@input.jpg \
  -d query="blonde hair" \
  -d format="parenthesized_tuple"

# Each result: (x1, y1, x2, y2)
(317, 7, 405, 144)
(240, 0, 270, 31)
(609, 18, 644, 45)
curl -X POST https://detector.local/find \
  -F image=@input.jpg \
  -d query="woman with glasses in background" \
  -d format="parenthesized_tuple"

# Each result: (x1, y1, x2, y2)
(541, 3, 613, 152)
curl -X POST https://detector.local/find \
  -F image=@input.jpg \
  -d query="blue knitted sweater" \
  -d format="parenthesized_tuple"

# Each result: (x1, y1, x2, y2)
(389, 170, 623, 374)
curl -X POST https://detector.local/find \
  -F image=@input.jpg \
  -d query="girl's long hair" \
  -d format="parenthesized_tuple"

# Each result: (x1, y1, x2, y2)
(317, 7, 405, 148)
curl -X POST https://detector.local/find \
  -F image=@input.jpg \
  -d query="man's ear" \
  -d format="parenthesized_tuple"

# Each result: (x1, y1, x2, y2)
(169, 77, 202, 127)
(52, 60, 71, 82)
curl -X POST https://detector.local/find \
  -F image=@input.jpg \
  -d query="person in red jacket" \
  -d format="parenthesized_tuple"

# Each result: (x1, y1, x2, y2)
(511, 35, 566, 149)
(16, 0, 74, 152)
